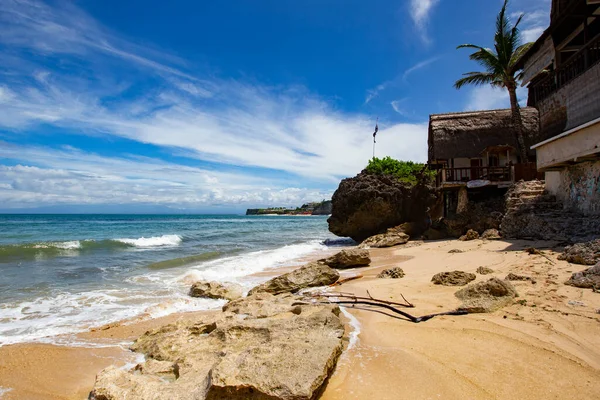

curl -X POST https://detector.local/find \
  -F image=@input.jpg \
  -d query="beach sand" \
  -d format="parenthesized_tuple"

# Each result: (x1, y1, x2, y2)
(1, 239, 599, 399)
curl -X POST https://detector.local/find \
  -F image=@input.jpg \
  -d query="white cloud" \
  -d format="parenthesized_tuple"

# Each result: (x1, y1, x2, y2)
(511, 1, 551, 43)
(409, 0, 440, 44)
(464, 86, 528, 111)
(0, 0, 431, 209)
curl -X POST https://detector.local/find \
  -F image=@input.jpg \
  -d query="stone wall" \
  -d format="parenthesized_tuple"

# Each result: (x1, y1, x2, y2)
(546, 161, 600, 216)
(536, 63, 600, 139)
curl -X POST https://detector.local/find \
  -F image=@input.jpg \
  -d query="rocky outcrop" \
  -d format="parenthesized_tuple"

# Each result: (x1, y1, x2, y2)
(481, 229, 502, 240)
(558, 240, 600, 265)
(189, 281, 243, 301)
(431, 271, 476, 286)
(248, 262, 339, 295)
(321, 249, 371, 269)
(505, 273, 536, 284)
(360, 228, 410, 248)
(476, 266, 494, 275)
(327, 172, 436, 242)
(459, 229, 479, 241)
(442, 195, 505, 238)
(377, 267, 405, 279)
(312, 200, 333, 215)
(90, 293, 344, 400)
(455, 277, 517, 313)
(501, 180, 600, 242)
(565, 263, 600, 289)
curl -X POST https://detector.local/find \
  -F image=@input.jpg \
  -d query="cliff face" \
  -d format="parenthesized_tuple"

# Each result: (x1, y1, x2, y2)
(327, 172, 437, 242)
(311, 200, 332, 215)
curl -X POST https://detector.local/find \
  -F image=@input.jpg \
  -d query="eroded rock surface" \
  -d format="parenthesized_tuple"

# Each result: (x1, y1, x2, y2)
(90, 294, 345, 400)
(455, 277, 517, 313)
(558, 240, 600, 266)
(360, 229, 410, 248)
(248, 262, 339, 295)
(459, 229, 479, 241)
(505, 273, 537, 284)
(321, 248, 371, 269)
(565, 263, 600, 289)
(432, 271, 476, 286)
(377, 267, 405, 279)
(476, 266, 494, 275)
(189, 280, 243, 301)
(327, 171, 436, 242)
(481, 229, 502, 240)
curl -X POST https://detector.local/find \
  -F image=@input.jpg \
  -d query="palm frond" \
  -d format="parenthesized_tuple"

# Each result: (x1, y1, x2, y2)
(509, 42, 534, 72)
(454, 72, 503, 89)
(469, 48, 504, 75)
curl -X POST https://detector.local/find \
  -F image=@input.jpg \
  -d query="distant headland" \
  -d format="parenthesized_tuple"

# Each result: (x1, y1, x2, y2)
(246, 200, 332, 216)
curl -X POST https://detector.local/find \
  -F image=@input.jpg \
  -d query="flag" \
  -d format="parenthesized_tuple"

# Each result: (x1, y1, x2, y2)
(372, 122, 378, 143)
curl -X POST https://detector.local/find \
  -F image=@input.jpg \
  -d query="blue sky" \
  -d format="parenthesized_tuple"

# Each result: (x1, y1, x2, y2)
(0, 0, 549, 212)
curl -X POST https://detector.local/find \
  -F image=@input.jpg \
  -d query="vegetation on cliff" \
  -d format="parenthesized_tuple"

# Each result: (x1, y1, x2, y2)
(365, 157, 436, 186)
(246, 200, 332, 216)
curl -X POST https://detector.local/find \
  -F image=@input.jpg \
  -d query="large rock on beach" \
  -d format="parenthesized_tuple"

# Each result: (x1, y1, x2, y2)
(377, 267, 405, 279)
(248, 262, 339, 295)
(327, 171, 436, 242)
(431, 271, 476, 286)
(321, 248, 371, 268)
(90, 294, 345, 400)
(455, 277, 517, 313)
(481, 229, 502, 240)
(360, 229, 410, 248)
(558, 239, 600, 266)
(459, 229, 480, 241)
(565, 263, 600, 289)
(189, 280, 243, 301)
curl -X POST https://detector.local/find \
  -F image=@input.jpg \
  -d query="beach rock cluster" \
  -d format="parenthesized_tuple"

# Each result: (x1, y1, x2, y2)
(455, 277, 518, 313)
(320, 248, 371, 269)
(359, 228, 410, 248)
(459, 229, 480, 241)
(431, 271, 476, 286)
(443, 197, 505, 238)
(90, 293, 344, 400)
(189, 281, 243, 301)
(565, 263, 600, 289)
(476, 266, 494, 275)
(481, 229, 502, 240)
(505, 273, 537, 284)
(248, 262, 339, 295)
(327, 171, 436, 242)
(558, 239, 600, 265)
(377, 267, 405, 279)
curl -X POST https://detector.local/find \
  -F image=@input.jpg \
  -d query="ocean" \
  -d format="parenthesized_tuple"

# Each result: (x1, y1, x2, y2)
(0, 214, 347, 346)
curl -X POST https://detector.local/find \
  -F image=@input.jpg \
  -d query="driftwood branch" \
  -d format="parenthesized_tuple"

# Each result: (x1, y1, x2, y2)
(525, 247, 555, 265)
(327, 300, 468, 323)
(314, 292, 414, 308)
(329, 274, 363, 287)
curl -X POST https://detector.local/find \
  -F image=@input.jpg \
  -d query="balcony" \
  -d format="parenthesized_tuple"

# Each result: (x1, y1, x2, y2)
(441, 166, 512, 184)
(530, 32, 600, 105)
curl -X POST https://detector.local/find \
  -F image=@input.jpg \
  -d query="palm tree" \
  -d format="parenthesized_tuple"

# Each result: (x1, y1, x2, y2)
(455, 0, 533, 163)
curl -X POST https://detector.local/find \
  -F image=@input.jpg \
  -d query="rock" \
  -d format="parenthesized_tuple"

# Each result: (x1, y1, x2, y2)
(327, 171, 437, 242)
(565, 263, 600, 289)
(442, 197, 505, 238)
(423, 227, 447, 240)
(455, 277, 518, 313)
(505, 273, 537, 284)
(558, 239, 600, 266)
(189, 281, 243, 301)
(321, 248, 371, 268)
(431, 271, 476, 286)
(223, 292, 303, 319)
(90, 294, 344, 400)
(248, 262, 339, 295)
(481, 229, 502, 240)
(311, 200, 333, 215)
(448, 249, 464, 254)
(459, 229, 480, 241)
(359, 230, 410, 248)
(377, 267, 405, 279)
(476, 266, 494, 275)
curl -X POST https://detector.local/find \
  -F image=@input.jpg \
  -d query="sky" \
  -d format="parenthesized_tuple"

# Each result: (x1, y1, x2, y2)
(0, 0, 550, 213)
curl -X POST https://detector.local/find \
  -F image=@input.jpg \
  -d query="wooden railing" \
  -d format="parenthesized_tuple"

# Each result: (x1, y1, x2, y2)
(443, 167, 512, 183)
(530, 32, 600, 105)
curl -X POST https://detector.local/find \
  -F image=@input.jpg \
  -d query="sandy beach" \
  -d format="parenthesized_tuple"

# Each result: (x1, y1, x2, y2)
(1, 238, 599, 399)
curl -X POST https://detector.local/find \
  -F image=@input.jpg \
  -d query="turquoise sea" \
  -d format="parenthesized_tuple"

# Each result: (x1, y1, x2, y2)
(0, 214, 347, 346)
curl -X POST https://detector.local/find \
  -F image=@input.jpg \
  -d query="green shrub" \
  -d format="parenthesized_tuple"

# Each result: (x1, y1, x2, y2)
(365, 157, 435, 185)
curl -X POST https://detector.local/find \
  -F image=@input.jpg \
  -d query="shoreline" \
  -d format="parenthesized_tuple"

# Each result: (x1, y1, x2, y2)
(1, 238, 600, 399)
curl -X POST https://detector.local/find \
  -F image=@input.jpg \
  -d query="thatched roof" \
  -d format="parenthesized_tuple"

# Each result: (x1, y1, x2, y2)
(428, 108, 540, 161)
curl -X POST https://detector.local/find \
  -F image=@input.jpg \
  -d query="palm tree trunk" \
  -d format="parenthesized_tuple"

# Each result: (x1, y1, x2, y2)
(507, 86, 528, 163)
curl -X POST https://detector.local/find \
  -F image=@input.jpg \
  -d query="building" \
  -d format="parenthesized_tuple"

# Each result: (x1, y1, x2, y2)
(517, 0, 600, 216)
(428, 108, 542, 189)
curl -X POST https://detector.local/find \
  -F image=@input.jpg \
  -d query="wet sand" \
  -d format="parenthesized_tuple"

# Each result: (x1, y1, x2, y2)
(1, 239, 600, 399)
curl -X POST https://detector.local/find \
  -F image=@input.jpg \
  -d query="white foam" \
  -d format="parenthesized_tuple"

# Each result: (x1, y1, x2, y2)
(339, 307, 361, 350)
(179, 240, 327, 285)
(114, 234, 182, 248)
(32, 240, 81, 249)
